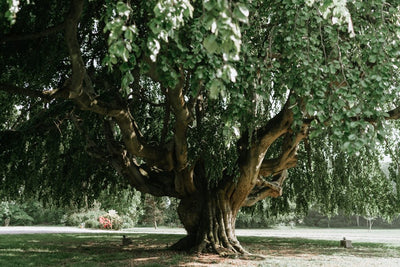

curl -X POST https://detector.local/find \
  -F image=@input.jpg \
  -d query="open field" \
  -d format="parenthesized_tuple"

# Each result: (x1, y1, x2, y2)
(1, 228, 400, 266)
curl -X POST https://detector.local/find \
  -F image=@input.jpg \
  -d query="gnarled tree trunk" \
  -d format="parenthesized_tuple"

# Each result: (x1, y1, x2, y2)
(171, 189, 247, 254)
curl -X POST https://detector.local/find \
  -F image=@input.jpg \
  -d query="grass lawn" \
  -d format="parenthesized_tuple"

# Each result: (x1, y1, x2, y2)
(0, 233, 400, 266)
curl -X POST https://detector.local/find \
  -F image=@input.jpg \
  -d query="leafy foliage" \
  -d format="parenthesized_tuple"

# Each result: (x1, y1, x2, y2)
(257, 134, 400, 221)
(0, 201, 34, 226)
(0, 0, 399, 228)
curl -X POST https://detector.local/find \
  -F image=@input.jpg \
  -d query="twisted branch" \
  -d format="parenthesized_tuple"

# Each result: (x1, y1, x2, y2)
(242, 123, 309, 207)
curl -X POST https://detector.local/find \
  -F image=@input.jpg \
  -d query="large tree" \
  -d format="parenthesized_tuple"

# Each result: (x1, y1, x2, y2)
(1, 0, 400, 254)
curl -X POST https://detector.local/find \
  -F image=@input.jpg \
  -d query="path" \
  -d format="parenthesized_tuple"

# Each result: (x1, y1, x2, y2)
(1, 226, 400, 246)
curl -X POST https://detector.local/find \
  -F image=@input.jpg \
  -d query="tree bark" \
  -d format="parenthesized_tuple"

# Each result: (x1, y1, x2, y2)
(170, 190, 247, 255)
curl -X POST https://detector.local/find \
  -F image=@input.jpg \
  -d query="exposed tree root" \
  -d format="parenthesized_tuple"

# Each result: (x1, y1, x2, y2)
(169, 234, 249, 256)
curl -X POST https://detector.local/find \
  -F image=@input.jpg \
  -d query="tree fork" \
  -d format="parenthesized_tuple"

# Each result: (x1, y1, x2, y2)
(171, 190, 248, 255)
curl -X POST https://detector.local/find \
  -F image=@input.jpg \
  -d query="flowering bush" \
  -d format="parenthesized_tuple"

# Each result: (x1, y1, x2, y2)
(99, 216, 112, 229)
(98, 210, 122, 230)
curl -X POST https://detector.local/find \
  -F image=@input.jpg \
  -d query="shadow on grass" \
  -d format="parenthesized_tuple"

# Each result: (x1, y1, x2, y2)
(0, 233, 399, 266)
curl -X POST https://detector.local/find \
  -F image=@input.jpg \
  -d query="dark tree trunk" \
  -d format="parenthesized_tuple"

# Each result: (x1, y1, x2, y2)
(170, 190, 247, 255)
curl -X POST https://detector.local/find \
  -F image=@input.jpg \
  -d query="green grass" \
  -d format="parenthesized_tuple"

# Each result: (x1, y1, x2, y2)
(0, 233, 399, 266)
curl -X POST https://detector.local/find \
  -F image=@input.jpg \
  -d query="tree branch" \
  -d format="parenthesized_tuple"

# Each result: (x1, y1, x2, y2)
(166, 68, 196, 195)
(64, 0, 86, 99)
(254, 100, 294, 152)
(242, 170, 288, 207)
(229, 98, 295, 210)
(51, 0, 174, 170)
(140, 59, 193, 171)
(160, 91, 171, 145)
(240, 101, 400, 207)
(387, 106, 400, 120)
(260, 125, 308, 177)
(85, 122, 179, 198)
(241, 123, 308, 207)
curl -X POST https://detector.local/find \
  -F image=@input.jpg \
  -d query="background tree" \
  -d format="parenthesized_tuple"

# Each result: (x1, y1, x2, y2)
(1, 0, 400, 254)
(139, 195, 169, 228)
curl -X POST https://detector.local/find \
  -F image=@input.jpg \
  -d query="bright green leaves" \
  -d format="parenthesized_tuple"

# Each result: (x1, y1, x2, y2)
(307, 0, 355, 37)
(275, 0, 400, 154)
(222, 64, 238, 83)
(142, 0, 196, 91)
(148, 0, 194, 61)
(202, 0, 247, 61)
(233, 3, 249, 24)
(103, 2, 138, 66)
(5, 0, 20, 25)
(103, 1, 139, 95)
(116, 1, 131, 17)
(203, 35, 218, 54)
(147, 39, 161, 62)
(207, 64, 238, 100)
(201, 0, 248, 100)
(209, 79, 225, 99)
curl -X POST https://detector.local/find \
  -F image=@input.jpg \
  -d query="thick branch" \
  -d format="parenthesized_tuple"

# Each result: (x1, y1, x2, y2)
(387, 106, 400, 120)
(167, 70, 192, 171)
(260, 156, 297, 177)
(254, 99, 294, 152)
(260, 125, 308, 177)
(232, 104, 309, 209)
(230, 98, 294, 210)
(56, 0, 174, 170)
(64, 0, 86, 98)
(241, 125, 308, 207)
(166, 69, 196, 195)
(87, 128, 179, 197)
(242, 170, 288, 207)
(0, 84, 173, 170)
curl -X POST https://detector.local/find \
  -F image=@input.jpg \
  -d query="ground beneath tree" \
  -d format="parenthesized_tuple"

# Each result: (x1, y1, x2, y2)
(1, 227, 400, 266)
(1, 226, 400, 245)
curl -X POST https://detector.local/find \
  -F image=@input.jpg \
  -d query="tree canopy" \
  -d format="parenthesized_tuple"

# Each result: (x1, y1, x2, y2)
(1, 0, 400, 254)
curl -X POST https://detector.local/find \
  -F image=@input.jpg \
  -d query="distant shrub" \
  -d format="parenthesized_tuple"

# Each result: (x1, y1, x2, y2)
(0, 201, 34, 226)
(85, 218, 100, 229)
(63, 203, 105, 229)
(121, 215, 135, 229)
(97, 189, 142, 228)
(99, 210, 122, 230)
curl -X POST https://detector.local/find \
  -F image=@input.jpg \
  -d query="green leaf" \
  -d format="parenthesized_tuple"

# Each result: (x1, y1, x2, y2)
(316, 90, 325, 98)
(203, 0, 215, 11)
(119, 62, 130, 72)
(233, 4, 249, 23)
(203, 35, 218, 54)
(209, 79, 224, 99)
(348, 134, 357, 141)
(368, 54, 376, 63)
(222, 64, 238, 83)
(116, 2, 131, 17)
(342, 141, 351, 151)
(183, 1, 194, 18)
